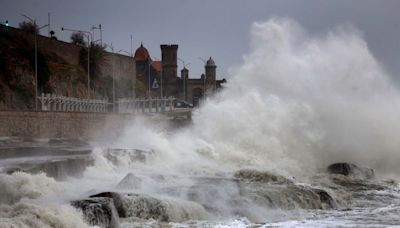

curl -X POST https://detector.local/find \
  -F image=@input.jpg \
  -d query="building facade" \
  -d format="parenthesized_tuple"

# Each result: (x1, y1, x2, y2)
(133, 43, 226, 105)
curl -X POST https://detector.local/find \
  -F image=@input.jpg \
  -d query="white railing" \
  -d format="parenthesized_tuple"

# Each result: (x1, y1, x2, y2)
(117, 97, 176, 114)
(37, 94, 177, 114)
(37, 93, 110, 112)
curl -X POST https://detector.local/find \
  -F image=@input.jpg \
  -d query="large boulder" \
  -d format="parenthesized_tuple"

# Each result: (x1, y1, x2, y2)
(327, 163, 374, 179)
(120, 193, 207, 222)
(71, 197, 120, 228)
(116, 173, 141, 190)
(233, 169, 335, 211)
(87, 192, 207, 223)
(90, 192, 127, 218)
(311, 188, 337, 209)
(104, 148, 154, 166)
(234, 169, 293, 184)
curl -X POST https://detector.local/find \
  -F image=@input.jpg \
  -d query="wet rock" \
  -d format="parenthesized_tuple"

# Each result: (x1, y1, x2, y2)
(330, 175, 385, 191)
(4, 167, 23, 175)
(187, 177, 243, 216)
(121, 193, 207, 222)
(71, 197, 120, 228)
(28, 157, 94, 180)
(0, 146, 91, 159)
(238, 182, 323, 210)
(1, 156, 93, 180)
(116, 173, 141, 189)
(312, 173, 395, 208)
(48, 138, 89, 146)
(327, 163, 375, 179)
(312, 188, 337, 209)
(104, 148, 154, 165)
(90, 192, 127, 218)
(327, 163, 353, 176)
(234, 169, 293, 184)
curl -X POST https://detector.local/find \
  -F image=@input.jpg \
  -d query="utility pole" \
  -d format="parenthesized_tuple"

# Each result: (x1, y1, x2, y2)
(62, 27, 92, 98)
(21, 14, 49, 111)
(91, 24, 102, 45)
(47, 12, 50, 37)
(178, 58, 190, 101)
(148, 58, 151, 98)
(198, 57, 207, 101)
(105, 43, 125, 112)
(130, 35, 133, 57)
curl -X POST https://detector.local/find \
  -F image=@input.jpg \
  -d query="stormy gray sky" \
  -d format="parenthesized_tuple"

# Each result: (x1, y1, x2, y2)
(1, 0, 399, 81)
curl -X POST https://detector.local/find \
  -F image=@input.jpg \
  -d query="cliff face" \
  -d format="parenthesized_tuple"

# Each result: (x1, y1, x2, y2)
(0, 25, 136, 110)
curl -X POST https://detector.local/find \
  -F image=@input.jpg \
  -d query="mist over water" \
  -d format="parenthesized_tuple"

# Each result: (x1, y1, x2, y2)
(117, 18, 400, 178)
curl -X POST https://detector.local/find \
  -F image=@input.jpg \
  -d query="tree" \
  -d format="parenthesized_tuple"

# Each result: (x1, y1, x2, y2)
(70, 32, 86, 46)
(19, 21, 39, 34)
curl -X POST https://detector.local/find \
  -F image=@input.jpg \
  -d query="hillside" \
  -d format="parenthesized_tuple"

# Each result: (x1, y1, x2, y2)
(0, 25, 137, 110)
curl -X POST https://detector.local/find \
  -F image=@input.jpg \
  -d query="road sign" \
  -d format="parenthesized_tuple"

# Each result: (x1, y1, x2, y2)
(152, 78, 159, 89)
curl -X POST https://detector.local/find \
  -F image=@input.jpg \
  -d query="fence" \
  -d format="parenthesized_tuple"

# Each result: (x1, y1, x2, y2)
(37, 94, 177, 114)
(37, 93, 110, 112)
(117, 97, 176, 114)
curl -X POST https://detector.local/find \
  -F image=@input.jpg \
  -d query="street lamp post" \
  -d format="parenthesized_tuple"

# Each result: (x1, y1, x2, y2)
(91, 24, 102, 45)
(21, 14, 49, 111)
(178, 58, 190, 101)
(61, 27, 92, 98)
(198, 57, 207, 101)
(158, 60, 163, 98)
(150, 56, 163, 98)
(130, 35, 133, 57)
(148, 58, 152, 98)
(105, 43, 125, 112)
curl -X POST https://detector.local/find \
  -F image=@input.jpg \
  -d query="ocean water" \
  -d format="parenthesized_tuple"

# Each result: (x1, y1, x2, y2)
(1, 18, 400, 227)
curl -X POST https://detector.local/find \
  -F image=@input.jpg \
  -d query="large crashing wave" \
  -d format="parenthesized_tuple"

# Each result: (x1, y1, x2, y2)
(2, 17, 400, 227)
(117, 18, 400, 178)
(0, 172, 90, 228)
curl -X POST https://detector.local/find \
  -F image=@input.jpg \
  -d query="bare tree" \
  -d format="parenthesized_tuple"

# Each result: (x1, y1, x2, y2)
(70, 32, 86, 46)
(19, 21, 39, 34)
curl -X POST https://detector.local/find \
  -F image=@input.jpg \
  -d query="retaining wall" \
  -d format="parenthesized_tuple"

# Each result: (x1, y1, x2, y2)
(0, 111, 137, 140)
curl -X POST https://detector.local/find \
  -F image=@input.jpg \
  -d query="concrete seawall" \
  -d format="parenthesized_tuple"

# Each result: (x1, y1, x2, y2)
(0, 111, 137, 139)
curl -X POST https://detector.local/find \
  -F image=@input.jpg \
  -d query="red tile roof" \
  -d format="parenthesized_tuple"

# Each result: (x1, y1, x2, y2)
(152, 61, 162, 72)
(133, 43, 150, 61)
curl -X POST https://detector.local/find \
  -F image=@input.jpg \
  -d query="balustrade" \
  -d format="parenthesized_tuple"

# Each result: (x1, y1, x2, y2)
(117, 97, 176, 114)
(37, 94, 176, 114)
(37, 93, 110, 113)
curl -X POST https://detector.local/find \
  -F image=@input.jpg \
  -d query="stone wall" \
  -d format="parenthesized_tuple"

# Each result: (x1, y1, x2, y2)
(0, 111, 137, 140)
(101, 52, 136, 98)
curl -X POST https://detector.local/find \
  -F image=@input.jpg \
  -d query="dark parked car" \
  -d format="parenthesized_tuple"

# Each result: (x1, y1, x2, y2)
(174, 100, 193, 108)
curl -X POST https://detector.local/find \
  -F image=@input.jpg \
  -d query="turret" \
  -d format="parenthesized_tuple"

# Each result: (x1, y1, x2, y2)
(205, 57, 217, 92)
(160, 44, 178, 83)
(181, 67, 189, 100)
(181, 67, 189, 80)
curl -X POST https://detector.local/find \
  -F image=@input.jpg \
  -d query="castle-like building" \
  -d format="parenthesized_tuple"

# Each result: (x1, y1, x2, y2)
(133, 44, 226, 106)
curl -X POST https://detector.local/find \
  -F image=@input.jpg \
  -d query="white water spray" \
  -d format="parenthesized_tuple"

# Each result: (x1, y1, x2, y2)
(2, 17, 400, 227)
(117, 18, 400, 178)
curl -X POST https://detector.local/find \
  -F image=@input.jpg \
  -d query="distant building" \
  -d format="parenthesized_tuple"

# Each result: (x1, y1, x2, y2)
(133, 43, 226, 106)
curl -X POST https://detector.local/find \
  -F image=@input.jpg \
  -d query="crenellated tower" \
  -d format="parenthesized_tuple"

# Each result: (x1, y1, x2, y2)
(160, 45, 178, 82)
(205, 57, 217, 94)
